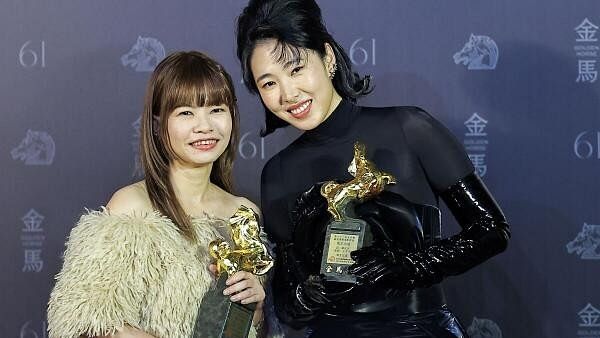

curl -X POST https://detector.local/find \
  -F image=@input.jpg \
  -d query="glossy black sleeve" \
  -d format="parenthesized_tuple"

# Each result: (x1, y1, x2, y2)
(398, 109, 509, 287)
(401, 173, 511, 288)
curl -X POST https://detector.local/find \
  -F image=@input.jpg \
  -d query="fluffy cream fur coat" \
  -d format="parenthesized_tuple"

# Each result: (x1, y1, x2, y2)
(47, 209, 260, 338)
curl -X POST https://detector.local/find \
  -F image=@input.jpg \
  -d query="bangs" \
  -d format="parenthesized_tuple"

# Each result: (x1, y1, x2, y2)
(269, 40, 310, 69)
(161, 58, 235, 114)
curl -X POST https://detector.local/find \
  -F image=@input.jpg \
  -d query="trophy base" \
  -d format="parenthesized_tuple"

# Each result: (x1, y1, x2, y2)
(192, 274, 256, 338)
(320, 218, 367, 283)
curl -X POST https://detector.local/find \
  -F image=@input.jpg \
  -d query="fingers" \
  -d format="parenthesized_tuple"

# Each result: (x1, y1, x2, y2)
(348, 252, 386, 277)
(349, 263, 371, 276)
(225, 271, 249, 285)
(230, 288, 265, 304)
(350, 246, 383, 267)
(350, 246, 378, 259)
(371, 265, 390, 283)
(353, 259, 390, 281)
(350, 263, 383, 282)
(223, 272, 265, 304)
(223, 275, 250, 295)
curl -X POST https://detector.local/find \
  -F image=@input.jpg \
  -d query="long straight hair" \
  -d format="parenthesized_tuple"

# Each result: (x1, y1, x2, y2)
(140, 51, 239, 241)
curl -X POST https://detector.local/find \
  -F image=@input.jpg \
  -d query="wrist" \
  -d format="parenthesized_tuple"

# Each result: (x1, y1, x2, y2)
(252, 317, 265, 335)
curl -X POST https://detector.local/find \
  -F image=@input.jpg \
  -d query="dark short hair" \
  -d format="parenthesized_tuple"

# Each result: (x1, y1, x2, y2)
(236, 0, 372, 136)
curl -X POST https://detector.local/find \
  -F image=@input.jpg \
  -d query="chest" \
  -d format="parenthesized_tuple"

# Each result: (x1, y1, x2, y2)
(142, 222, 224, 338)
(279, 137, 435, 205)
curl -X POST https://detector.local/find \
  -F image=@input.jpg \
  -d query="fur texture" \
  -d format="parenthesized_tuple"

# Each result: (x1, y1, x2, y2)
(47, 209, 260, 338)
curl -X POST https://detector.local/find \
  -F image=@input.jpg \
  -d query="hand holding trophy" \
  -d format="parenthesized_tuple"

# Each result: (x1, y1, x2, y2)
(193, 205, 273, 338)
(319, 141, 396, 283)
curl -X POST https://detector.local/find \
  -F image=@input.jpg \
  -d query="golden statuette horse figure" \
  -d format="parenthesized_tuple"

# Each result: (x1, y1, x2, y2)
(321, 142, 397, 221)
(209, 205, 273, 277)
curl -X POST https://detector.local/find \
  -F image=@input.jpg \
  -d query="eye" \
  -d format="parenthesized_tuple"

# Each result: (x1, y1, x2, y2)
(291, 65, 304, 75)
(177, 110, 193, 116)
(261, 81, 276, 89)
(211, 107, 227, 113)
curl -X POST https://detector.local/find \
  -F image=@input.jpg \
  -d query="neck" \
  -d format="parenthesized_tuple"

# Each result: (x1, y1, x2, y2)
(322, 90, 343, 123)
(169, 160, 214, 207)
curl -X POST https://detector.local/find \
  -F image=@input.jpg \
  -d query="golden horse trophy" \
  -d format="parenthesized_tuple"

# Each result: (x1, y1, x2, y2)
(319, 141, 396, 282)
(194, 205, 273, 338)
(209, 205, 273, 276)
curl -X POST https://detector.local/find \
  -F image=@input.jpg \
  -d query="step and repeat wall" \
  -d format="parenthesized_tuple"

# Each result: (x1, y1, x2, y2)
(1, 1, 599, 337)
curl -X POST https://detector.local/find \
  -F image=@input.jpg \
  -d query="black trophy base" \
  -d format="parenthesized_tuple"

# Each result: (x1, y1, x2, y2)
(193, 274, 256, 338)
(320, 218, 367, 283)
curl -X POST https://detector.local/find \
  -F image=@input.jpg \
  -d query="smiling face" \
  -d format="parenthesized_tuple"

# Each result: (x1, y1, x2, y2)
(250, 39, 342, 131)
(166, 104, 233, 168)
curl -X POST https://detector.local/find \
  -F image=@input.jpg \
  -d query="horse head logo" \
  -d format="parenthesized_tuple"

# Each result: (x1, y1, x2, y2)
(121, 36, 165, 72)
(11, 130, 55, 165)
(566, 223, 600, 259)
(467, 317, 503, 338)
(453, 34, 499, 70)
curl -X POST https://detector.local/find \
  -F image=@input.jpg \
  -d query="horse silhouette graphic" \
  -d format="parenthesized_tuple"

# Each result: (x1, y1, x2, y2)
(454, 34, 499, 70)
(11, 130, 55, 165)
(567, 223, 600, 259)
(121, 36, 165, 72)
(467, 317, 503, 338)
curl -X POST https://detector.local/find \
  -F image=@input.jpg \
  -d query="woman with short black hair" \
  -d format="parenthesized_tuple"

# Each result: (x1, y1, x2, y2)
(236, 0, 511, 337)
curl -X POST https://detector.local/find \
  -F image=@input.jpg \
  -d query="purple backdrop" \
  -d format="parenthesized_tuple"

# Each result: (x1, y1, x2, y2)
(1, 1, 599, 337)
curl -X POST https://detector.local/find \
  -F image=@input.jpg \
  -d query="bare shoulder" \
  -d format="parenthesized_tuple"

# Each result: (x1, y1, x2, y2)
(230, 196, 262, 223)
(106, 181, 154, 216)
(235, 196, 260, 215)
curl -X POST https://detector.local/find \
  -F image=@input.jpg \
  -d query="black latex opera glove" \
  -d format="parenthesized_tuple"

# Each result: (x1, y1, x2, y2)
(346, 191, 423, 289)
(289, 182, 329, 230)
(272, 183, 345, 328)
(349, 172, 510, 290)
(272, 244, 347, 328)
(289, 182, 334, 271)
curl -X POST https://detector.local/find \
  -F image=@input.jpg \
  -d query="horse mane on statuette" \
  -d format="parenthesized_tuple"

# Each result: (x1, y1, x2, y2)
(209, 205, 273, 276)
(320, 142, 396, 221)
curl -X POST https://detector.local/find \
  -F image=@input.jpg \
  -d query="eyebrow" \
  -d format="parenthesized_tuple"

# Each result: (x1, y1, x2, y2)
(255, 73, 272, 84)
(282, 58, 302, 69)
(254, 59, 303, 84)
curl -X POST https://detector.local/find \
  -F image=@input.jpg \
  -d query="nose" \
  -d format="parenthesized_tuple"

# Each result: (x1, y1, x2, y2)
(280, 78, 300, 104)
(193, 112, 213, 133)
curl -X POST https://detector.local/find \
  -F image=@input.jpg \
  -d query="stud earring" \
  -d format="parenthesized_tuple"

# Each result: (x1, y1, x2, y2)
(329, 63, 338, 79)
